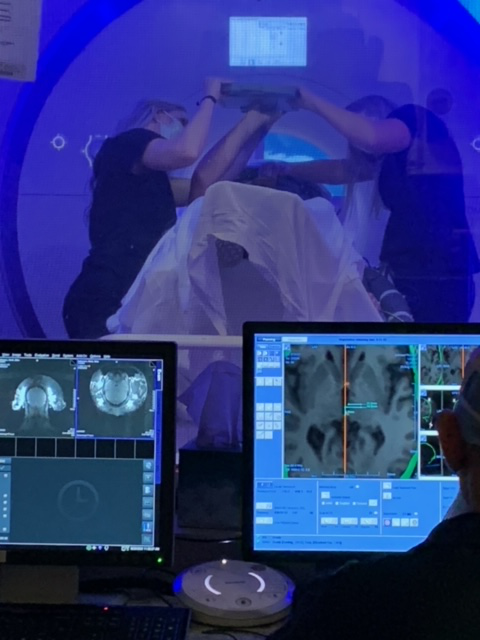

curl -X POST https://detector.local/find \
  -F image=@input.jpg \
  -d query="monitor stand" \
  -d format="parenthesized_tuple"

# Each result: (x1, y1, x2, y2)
(0, 563, 79, 604)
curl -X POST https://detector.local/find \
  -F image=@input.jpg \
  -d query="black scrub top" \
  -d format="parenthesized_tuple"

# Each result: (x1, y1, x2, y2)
(63, 128, 176, 338)
(88, 127, 177, 281)
(378, 104, 479, 278)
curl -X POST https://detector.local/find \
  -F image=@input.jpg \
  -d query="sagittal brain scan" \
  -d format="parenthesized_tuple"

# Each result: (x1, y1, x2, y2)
(420, 434, 455, 477)
(89, 367, 148, 417)
(421, 389, 458, 429)
(0, 359, 75, 437)
(77, 362, 154, 438)
(284, 344, 416, 478)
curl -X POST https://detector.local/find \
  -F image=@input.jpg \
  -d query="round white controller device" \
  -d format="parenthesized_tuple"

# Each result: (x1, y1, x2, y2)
(173, 560, 295, 627)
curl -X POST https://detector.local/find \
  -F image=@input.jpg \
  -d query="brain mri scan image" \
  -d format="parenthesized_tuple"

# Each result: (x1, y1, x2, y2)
(284, 344, 416, 478)
(421, 389, 459, 429)
(420, 346, 477, 385)
(421, 394, 435, 427)
(89, 366, 148, 417)
(76, 361, 153, 438)
(420, 434, 455, 477)
(12, 374, 67, 436)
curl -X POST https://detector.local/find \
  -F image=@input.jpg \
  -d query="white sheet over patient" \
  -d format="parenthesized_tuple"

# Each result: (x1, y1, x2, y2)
(107, 181, 382, 336)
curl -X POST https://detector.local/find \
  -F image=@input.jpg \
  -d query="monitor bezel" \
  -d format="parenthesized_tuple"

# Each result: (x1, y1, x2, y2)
(242, 321, 477, 563)
(0, 339, 177, 569)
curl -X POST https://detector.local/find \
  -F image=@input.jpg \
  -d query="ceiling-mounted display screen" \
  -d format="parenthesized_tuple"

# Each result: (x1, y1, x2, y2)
(229, 17, 307, 67)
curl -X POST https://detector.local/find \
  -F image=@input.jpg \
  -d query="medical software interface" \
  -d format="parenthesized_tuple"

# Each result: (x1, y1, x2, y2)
(252, 332, 476, 553)
(0, 348, 165, 552)
(229, 17, 307, 67)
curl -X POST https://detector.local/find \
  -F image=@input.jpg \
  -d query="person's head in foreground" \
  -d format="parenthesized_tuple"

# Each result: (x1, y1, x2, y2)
(439, 347, 480, 518)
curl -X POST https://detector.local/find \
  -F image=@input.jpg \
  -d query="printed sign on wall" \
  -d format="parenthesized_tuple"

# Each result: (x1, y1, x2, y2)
(0, 0, 43, 82)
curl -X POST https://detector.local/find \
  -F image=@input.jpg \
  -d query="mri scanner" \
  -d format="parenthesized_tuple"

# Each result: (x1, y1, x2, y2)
(1, 0, 480, 340)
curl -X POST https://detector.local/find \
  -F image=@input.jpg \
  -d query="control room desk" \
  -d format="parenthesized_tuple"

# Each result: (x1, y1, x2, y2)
(80, 593, 284, 640)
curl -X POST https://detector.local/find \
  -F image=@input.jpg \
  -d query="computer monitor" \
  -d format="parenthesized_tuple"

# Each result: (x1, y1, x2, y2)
(0, 339, 176, 569)
(243, 322, 477, 560)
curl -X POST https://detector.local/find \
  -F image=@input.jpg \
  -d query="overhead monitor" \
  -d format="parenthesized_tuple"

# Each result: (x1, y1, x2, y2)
(243, 322, 473, 559)
(229, 17, 307, 67)
(0, 339, 176, 568)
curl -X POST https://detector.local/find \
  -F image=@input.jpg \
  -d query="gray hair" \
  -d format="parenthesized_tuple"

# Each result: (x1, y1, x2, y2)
(115, 99, 185, 134)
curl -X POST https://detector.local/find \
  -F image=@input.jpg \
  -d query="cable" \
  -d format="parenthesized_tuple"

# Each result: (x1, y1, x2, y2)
(142, 566, 177, 579)
(202, 632, 237, 640)
(124, 592, 175, 608)
(79, 575, 173, 596)
(202, 629, 269, 639)
(176, 535, 242, 544)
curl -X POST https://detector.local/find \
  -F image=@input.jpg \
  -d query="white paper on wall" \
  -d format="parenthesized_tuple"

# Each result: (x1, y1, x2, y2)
(0, 0, 42, 82)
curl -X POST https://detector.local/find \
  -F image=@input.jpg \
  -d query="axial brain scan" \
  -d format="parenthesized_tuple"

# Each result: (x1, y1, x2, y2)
(284, 344, 415, 477)
(89, 366, 148, 416)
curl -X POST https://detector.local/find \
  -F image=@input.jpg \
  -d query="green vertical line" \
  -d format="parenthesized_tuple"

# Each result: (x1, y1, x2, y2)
(401, 452, 418, 479)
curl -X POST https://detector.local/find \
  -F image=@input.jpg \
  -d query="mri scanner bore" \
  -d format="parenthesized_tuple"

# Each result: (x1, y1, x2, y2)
(262, 89, 479, 323)
(67, 87, 479, 337)
(6, 1, 480, 338)
(62, 80, 284, 339)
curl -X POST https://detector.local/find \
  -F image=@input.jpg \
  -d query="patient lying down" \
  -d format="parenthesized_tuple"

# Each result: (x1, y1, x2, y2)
(107, 172, 382, 338)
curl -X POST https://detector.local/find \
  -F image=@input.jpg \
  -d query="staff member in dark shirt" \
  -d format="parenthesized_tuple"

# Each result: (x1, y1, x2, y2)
(63, 77, 224, 339)
(270, 350, 480, 640)
(266, 89, 479, 322)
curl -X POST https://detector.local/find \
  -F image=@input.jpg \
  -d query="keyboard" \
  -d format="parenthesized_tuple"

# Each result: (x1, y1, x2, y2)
(0, 603, 191, 639)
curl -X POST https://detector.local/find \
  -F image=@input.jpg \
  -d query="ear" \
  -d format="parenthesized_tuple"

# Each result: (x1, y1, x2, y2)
(437, 409, 467, 472)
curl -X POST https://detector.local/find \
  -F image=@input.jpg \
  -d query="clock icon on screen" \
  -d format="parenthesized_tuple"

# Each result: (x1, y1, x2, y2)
(57, 480, 99, 521)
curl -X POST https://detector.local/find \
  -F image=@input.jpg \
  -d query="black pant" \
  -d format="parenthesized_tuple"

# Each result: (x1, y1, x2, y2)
(393, 274, 475, 323)
(63, 269, 125, 339)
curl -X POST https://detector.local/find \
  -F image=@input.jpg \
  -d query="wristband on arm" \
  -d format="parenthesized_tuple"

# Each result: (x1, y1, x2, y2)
(196, 95, 217, 106)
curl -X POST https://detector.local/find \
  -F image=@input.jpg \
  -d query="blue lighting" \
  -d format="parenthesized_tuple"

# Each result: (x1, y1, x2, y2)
(264, 134, 344, 196)
(0, 0, 142, 337)
(396, 0, 480, 66)
(458, 0, 480, 23)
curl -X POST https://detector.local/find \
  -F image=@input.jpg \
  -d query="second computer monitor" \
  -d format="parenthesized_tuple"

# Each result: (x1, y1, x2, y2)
(243, 322, 475, 559)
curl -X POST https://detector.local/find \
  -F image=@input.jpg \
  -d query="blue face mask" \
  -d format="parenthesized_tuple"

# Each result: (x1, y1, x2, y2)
(159, 112, 184, 140)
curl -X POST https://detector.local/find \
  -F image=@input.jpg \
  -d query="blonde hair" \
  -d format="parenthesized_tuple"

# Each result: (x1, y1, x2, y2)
(115, 99, 185, 134)
(343, 95, 397, 218)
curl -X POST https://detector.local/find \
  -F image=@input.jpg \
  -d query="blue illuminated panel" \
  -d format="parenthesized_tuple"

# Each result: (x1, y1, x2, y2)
(251, 332, 477, 553)
(458, 0, 480, 22)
